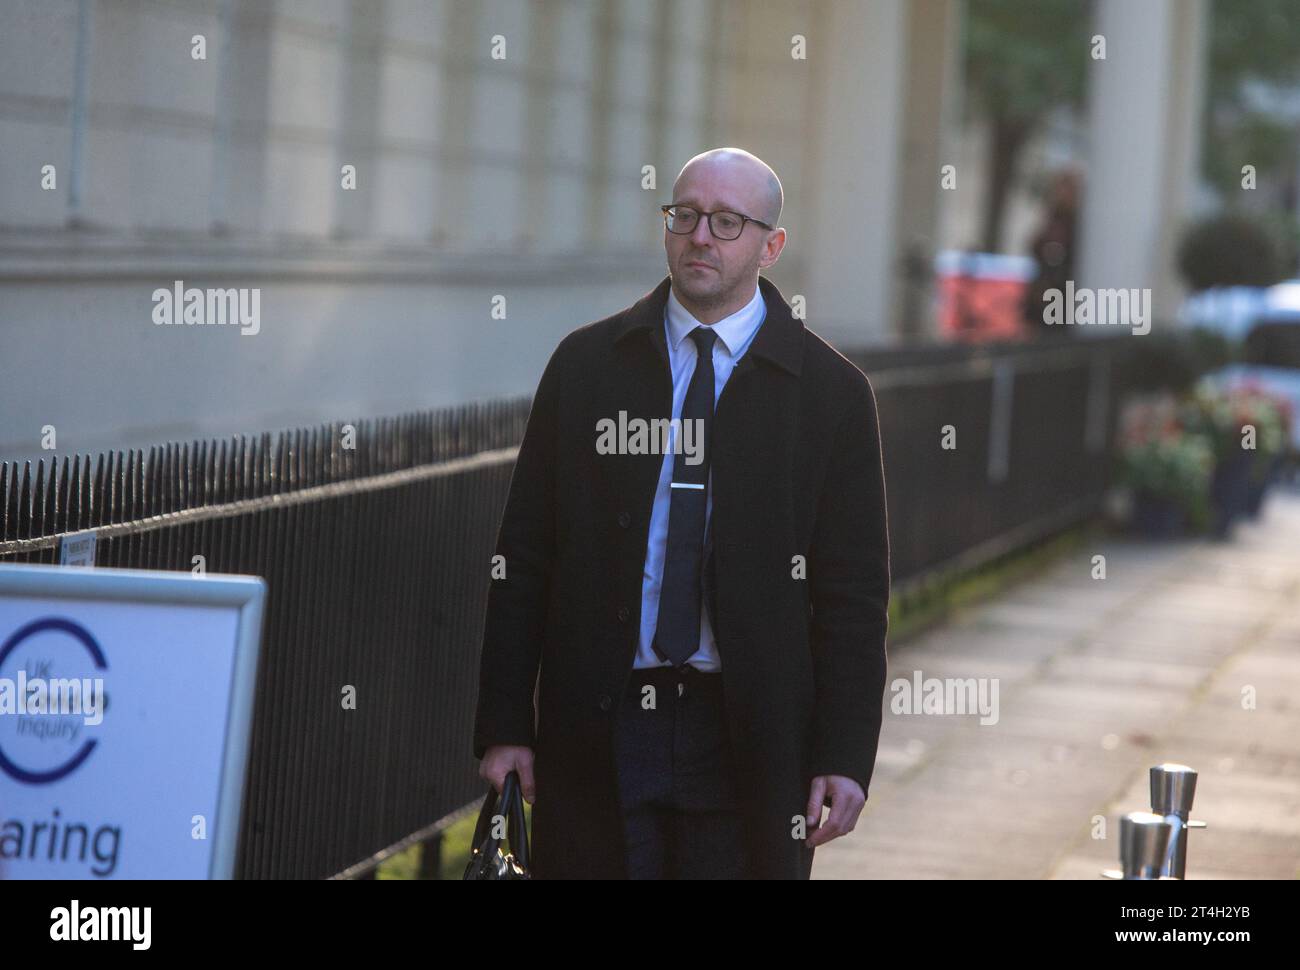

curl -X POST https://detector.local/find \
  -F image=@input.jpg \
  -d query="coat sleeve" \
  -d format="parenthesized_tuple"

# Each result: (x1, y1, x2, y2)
(471, 338, 568, 760)
(806, 373, 891, 798)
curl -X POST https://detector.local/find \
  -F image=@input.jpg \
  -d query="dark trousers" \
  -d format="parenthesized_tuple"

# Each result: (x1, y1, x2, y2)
(612, 663, 749, 879)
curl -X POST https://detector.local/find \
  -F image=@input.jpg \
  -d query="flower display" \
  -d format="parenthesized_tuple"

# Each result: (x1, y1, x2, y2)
(1117, 383, 1293, 536)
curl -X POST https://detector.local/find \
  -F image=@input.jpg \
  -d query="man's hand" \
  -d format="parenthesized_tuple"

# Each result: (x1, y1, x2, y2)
(480, 745, 536, 804)
(804, 774, 865, 848)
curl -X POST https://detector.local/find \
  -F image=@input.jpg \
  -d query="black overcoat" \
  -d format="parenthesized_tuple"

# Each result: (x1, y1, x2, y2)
(473, 273, 891, 879)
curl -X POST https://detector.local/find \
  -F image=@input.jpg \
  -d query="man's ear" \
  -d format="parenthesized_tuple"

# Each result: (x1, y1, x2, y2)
(758, 228, 786, 270)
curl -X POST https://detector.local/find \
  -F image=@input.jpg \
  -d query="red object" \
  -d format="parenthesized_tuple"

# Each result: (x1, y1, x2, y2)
(936, 269, 1031, 342)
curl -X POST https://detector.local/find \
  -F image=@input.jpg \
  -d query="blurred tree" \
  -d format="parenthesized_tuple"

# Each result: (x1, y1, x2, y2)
(1203, 0, 1300, 220)
(1176, 211, 1283, 290)
(965, 0, 1093, 252)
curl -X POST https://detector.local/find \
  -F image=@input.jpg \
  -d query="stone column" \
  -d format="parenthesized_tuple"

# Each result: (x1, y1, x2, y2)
(1077, 0, 1209, 332)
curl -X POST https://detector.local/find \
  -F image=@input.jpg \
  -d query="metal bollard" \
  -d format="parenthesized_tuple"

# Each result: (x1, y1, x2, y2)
(1149, 763, 1207, 879)
(1101, 813, 1179, 880)
(1101, 763, 1207, 880)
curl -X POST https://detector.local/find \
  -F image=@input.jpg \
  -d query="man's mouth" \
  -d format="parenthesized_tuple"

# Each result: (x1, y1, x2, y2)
(686, 261, 714, 270)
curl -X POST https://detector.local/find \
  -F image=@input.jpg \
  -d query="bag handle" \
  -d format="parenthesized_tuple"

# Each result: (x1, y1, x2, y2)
(470, 770, 530, 870)
(506, 771, 530, 871)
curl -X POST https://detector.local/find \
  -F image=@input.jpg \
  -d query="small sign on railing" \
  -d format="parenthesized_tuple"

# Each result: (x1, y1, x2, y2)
(59, 529, 97, 567)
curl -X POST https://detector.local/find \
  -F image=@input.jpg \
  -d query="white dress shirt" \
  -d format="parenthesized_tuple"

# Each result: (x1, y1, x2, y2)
(633, 280, 768, 671)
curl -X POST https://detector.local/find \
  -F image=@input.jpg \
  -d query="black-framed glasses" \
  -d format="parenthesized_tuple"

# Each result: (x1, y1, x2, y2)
(661, 204, 773, 240)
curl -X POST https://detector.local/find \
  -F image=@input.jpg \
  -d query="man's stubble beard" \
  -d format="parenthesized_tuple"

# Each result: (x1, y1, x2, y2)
(674, 266, 747, 315)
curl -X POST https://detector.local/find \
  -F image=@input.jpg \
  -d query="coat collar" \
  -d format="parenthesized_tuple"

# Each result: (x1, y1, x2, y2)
(613, 274, 804, 377)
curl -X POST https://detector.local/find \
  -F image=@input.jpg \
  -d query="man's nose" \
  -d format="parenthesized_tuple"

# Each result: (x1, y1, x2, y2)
(689, 215, 714, 247)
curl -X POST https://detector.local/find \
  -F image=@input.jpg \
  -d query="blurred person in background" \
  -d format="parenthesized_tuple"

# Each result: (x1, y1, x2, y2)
(1022, 169, 1082, 337)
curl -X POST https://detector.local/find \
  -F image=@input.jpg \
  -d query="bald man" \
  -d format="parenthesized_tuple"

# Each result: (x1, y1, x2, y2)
(474, 147, 891, 879)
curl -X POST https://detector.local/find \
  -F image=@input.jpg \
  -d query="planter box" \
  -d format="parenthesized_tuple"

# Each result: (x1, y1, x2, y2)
(1132, 490, 1187, 538)
(1245, 453, 1283, 519)
(1211, 451, 1253, 537)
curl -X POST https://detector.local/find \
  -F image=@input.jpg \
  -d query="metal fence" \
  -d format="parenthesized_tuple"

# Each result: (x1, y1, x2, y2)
(845, 336, 1129, 586)
(0, 332, 1137, 878)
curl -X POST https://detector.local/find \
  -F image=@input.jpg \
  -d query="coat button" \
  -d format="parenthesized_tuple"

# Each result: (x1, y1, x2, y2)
(617, 606, 630, 622)
(618, 511, 631, 528)
(598, 694, 612, 711)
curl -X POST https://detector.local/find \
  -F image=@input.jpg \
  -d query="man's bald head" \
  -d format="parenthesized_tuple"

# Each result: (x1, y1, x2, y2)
(664, 146, 787, 323)
(673, 147, 783, 226)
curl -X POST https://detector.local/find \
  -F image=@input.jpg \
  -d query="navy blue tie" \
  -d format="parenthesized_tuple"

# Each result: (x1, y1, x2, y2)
(653, 325, 718, 668)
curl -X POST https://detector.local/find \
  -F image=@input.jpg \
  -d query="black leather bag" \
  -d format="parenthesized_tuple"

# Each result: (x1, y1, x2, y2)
(463, 770, 531, 880)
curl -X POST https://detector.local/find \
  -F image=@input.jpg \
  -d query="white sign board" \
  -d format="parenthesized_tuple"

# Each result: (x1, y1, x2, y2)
(0, 563, 265, 879)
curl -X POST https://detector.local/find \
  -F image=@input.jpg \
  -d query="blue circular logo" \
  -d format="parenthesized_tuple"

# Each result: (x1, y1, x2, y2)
(0, 617, 107, 784)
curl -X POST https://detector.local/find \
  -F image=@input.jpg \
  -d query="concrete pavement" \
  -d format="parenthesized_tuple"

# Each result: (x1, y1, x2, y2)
(814, 487, 1300, 879)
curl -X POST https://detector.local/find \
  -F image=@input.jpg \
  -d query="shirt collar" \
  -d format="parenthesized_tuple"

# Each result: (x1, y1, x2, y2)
(664, 280, 767, 358)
